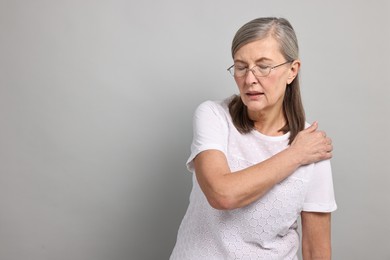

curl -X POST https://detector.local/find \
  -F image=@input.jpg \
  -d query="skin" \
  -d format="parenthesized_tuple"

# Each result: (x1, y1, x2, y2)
(193, 36, 332, 259)
(301, 212, 332, 260)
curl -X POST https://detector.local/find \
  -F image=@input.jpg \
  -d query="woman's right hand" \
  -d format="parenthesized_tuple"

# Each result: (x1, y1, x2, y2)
(290, 122, 333, 165)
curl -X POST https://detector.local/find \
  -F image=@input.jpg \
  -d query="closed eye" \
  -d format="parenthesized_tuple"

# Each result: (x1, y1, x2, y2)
(235, 66, 247, 71)
(257, 64, 270, 70)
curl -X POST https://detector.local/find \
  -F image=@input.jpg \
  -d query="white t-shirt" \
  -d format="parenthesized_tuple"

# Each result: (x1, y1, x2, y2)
(170, 98, 337, 260)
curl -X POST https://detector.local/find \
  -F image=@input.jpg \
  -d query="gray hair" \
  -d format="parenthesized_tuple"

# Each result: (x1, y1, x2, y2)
(231, 17, 299, 62)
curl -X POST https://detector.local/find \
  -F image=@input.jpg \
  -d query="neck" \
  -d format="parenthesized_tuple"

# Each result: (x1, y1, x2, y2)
(249, 108, 286, 136)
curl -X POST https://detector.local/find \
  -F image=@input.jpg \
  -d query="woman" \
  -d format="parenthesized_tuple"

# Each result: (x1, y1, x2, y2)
(170, 17, 336, 260)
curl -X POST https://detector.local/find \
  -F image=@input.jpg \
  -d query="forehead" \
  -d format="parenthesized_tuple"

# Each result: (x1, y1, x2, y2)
(233, 36, 284, 63)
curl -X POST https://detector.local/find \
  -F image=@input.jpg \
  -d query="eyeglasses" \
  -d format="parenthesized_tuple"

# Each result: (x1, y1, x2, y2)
(227, 60, 293, 78)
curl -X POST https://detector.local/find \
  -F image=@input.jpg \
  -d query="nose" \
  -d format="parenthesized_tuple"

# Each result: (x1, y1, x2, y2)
(245, 69, 258, 85)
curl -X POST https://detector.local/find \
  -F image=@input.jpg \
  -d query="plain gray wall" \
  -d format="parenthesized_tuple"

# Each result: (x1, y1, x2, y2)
(1, 0, 389, 259)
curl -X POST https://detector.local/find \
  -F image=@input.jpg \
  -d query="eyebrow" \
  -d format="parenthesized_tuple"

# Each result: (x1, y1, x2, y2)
(234, 57, 274, 64)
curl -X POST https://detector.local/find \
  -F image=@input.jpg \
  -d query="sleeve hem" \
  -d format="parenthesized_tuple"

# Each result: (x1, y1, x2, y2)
(302, 202, 338, 213)
(186, 144, 226, 173)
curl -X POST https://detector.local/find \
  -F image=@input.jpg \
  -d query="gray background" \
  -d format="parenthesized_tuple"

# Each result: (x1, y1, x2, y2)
(1, 0, 389, 259)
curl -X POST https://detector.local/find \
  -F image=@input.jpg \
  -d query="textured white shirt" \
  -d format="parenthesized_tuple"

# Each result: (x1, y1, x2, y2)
(170, 98, 337, 260)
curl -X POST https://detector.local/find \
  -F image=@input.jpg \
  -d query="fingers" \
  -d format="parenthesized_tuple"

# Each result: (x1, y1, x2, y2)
(324, 151, 333, 160)
(325, 148, 333, 159)
(316, 145, 333, 162)
(292, 122, 334, 164)
(320, 134, 332, 146)
(309, 132, 334, 162)
(304, 121, 318, 133)
(326, 138, 333, 153)
(322, 135, 333, 153)
(317, 130, 326, 139)
(322, 137, 333, 159)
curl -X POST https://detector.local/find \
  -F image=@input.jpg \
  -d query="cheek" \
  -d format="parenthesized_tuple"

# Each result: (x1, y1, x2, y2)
(234, 78, 245, 91)
(270, 73, 288, 87)
(263, 77, 287, 97)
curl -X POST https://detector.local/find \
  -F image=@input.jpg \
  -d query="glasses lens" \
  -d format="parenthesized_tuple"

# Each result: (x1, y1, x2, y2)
(234, 66, 246, 77)
(229, 66, 271, 77)
(253, 66, 270, 77)
(228, 65, 273, 77)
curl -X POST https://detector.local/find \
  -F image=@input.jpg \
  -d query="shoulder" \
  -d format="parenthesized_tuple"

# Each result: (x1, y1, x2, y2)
(194, 97, 232, 119)
(313, 158, 332, 172)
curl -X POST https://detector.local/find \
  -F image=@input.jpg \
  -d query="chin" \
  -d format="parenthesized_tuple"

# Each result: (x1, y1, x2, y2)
(242, 97, 262, 107)
(245, 103, 266, 113)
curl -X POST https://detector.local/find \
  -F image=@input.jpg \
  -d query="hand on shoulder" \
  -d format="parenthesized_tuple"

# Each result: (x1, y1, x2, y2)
(290, 122, 333, 165)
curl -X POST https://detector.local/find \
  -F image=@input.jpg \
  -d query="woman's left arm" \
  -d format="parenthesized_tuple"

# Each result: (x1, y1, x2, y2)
(301, 212, 332, 260)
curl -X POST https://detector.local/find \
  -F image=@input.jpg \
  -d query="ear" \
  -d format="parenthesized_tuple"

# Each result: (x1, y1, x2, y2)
(287, 60, 301, 85)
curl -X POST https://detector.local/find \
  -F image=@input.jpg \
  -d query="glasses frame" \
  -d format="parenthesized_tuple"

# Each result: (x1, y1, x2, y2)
(227, 60, 293, 78)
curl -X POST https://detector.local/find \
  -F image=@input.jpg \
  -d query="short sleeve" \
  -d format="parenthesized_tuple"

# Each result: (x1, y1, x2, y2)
(302, 160, 337, 212)
(186, 100, 229, 173)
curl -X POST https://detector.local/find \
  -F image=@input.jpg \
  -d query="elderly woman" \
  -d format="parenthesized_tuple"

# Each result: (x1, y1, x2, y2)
(170, 17, 336, 260)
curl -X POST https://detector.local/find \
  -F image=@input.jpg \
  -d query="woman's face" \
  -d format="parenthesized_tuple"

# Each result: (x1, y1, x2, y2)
(233, 36, 299, 119)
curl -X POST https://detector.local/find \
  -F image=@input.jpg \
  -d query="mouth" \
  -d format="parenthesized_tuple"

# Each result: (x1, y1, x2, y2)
(246, 91, 264, 97)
